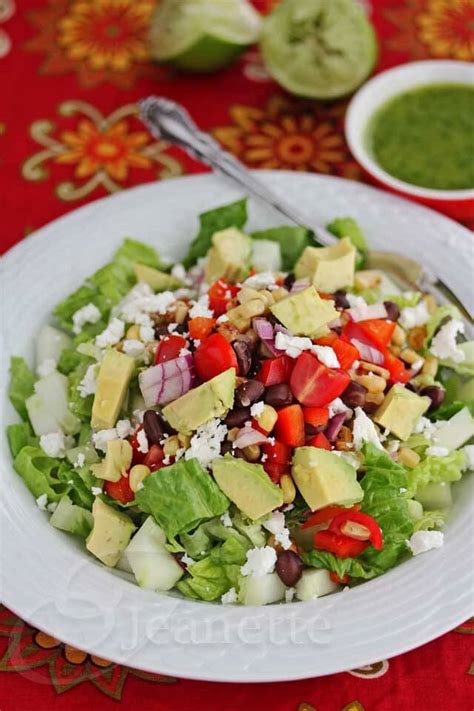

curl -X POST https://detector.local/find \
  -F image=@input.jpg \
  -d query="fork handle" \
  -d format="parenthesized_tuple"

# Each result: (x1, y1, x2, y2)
(139, 96, 337, 247)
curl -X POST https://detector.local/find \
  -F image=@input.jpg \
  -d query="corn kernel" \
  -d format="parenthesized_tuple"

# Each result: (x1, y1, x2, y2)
(422, 355, 439, 377)
(129, 464, 151, 493)
(163, 435, 180, 457)
(398, 447, 420, 469)
(255, 404, 278, 433)
(423, 294, 438, 314)
(391, 324, 406, 347)
(280, 474, 296, 504)
(242, 444, 260, 462)
(354, 373, 387, 393)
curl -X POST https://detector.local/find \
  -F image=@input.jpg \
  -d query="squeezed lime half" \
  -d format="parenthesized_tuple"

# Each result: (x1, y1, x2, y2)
(261, 0, 378, 99)
(149, 0, 262, 72)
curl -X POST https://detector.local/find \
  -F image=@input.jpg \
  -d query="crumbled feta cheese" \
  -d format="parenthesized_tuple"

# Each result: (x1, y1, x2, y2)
(406, 530, 444, 556)
(181, 553, 195, 567)
(282, 503, 294, 512)
(40, 431, 66, 458)
(332, 451, 360, 469)
(414, 416, 436, 440)
(267, 436, 275, 446)
(189, 294, 213, 319)
(274, 331, 339, 366)
(250, 401, 265, 418)
(193, 339, 201, 348)
(430, 319, 465, 363)
(136, 428, 149, 454)
(387, 439, 401, 454)
(240, 546, 277, 577)
(346, 294, 367, 310)
(116, 419, 132, 439)
(139, 325, 155, 343)
(221, 587, 238, 604)
(462, 445, 474, 471)
(36, 494, 48, 511)
(95, 318, 125, 348)
(312, 345, 340, 368)
(162, 455, 171, 466)
(262, 511, 292, 550)
(168, 323, 178, 333)
(261, 453, 268, 463)
(285, 587, 295, 603)
(91, 486, 103, 496)
(243, 271, 277, 290)
(216, 314, 229, 324)
(133, 409, 145, 424)
(77, 363, 97, 398)
(92, 428, 118, 452)
(179, 347, 192, 357)
(328, 397, 351, 418)
(72, 302, 101, 335)
(74, 453, 86, 468)
(426, 446, 450, 458)
(37, 358, 56, 378)
(220, 510, 233, 527)
(399, 487, 407, 494)
(399, 301, 429, 330)
(122, 339, 145, 358)
(117, 284, 176, 326)
(410, 358, 425, 374)
(171, 263, 187, 282)
(184, 419, 228, 469)
(352, 407, 383, 451)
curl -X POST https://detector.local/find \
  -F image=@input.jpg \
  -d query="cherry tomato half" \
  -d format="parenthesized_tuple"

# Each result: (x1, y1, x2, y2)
(194, 332, 238, 381)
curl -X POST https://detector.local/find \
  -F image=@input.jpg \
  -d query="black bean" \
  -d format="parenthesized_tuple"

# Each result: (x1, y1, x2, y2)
(175, 318, 189, 334)
(420, 385, 445, 411)
(275, 550, 303, 587)
(232, 340, 252, 376)
(235, 379, 265, 408)
(334, 290, 350, 310)
(264, 383, 293, 408)
(220, 440, 233, 455)
(154, 324, 169, 338)
(384, 300, 401, 322)
(224, 407, 251, 428)
(341, 382, 367, 409)
(405, 382, 417, 393)
(283, 273, 296, 290)
(143, 410, 166, 444)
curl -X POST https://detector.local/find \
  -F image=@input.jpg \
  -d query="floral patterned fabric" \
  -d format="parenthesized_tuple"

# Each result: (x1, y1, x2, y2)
(1, 0, 473, 707)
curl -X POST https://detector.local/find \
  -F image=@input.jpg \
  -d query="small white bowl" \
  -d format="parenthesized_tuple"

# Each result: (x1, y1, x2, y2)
(345, 60, 474, 220)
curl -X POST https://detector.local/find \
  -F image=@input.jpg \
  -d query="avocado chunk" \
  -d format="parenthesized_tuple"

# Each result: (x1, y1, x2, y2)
(205, 228, 252, 284)
(133, 263, 182, 292)
(292, 447, 363, 511)
(374, 384, 430, 441)
(162, 367, 235, 435)
(91, 350, 135, 429)
(212, 454, 283, 520)
(270, 286, 338, 338)
(294, 237, 356, 293)
(86, 498, 135, 567)
(91, 439, 133, 482)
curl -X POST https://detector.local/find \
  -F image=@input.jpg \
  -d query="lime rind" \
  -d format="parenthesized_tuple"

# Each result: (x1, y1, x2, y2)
(261, 0, 378, 99)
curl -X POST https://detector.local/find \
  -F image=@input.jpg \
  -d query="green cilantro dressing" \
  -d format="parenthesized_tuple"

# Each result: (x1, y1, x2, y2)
(368, 83, 474, 191)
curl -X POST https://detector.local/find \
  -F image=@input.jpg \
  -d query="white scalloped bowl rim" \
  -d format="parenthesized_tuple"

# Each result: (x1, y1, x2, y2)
(345, 60, 474, 201)
(1, 173, 473, 683)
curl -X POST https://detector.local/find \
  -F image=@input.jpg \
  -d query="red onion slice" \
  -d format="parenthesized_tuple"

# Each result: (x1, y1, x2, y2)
(350, 338, 384, 365)
(253, 317, 274, 341)
(290, 278, 310, 294)
(233, 426, 268, 449)
(347, 303, 388, 322)
(139, 354, 195, 406)
(325, 413, 347, 442)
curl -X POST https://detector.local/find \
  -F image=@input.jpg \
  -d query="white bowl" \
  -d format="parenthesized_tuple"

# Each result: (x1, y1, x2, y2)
(1, 172, 473, 682)
(345, 60, 474, 220)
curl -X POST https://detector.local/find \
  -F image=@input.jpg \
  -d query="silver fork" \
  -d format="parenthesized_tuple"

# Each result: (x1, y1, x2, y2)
(139, 96, 473, 322)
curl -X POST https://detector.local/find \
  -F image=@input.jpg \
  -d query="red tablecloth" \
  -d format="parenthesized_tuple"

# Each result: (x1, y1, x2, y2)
(1, 0, 473, 708)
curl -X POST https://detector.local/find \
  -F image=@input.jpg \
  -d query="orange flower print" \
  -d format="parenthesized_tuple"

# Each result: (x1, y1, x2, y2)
(25, 0, 165, 89)
(214, 95, 361, 180)
(35, 630, 112, 668)
(22, 101, 183, 201)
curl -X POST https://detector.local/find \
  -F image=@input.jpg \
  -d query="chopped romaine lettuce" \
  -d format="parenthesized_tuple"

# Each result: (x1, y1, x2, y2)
(8, 357, 35, 421)
(6, 422, 37, 458)
(440, 341, 474, 377)
(183, 199, 248, 268)
(13, 446, 69, 502)
(178, 536, 249, 601)
(424, 304, 461, 348)
(250, 226, 311, 271)
(406, 450, 465, 497)
(385, 292, 422, 309)
(113, 238, 164, 274)
(326, 217, 368, 268)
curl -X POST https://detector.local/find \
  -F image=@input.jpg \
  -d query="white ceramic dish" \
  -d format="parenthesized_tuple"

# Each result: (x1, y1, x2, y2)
(345, 60, 474, 220)
(1, 172, 473, 683)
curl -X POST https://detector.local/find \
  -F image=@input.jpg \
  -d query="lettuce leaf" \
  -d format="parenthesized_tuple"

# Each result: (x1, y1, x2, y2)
(113, 238, 164, 274)
(440, 341, 474, 377)
(13, 446, 70, 502)
(183, 199, 248, 268)
(429, 400, 474, 421)
(384, 292, 421, 309)
(413, 510, 447, 532)
(326, 217, 368, 268)
(251, 226, 311, 271)
(6, 422, 37, 458)
(66, 354, 96, 422)
(424, 304, 461, 348)
(135, 458, 230, 539)
(406, 450, 465, 497)
(9, 357, 35, 421)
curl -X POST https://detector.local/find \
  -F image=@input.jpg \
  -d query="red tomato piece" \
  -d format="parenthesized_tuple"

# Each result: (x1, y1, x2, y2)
(330, 572, 351, 584)
(307, 432, 332, 450)
(104, 476, 134, 504)
(317, 334, 360, 370)
(303, 406, 329, 429)
(194, 332, 238, 381)
(130, 428, 146, 464)
(383, 350, 411, 384)
(261, 439, 291, 465)
(290, 352, 351, 407)
(274, 404, 305, 448)
(313, 530, 369, 558)
(154, 335, 187, 365)
(208, 280, 239, 317)
(343, 319, 395, 352)
(263, 462, 286, 484)
(256, 355, 294, 386)
(188, 317, 216, 341)
(143, 444, 165, 472)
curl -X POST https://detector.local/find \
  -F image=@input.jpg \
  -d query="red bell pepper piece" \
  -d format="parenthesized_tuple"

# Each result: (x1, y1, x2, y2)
(317, 334, 360, 370)
(314, 530, 369, 558)
(307, 432, 332, 450)
(302, 503, 361, 529)
(263, 462, 286, 484)
(290, 352, 351, 407)
(104, 475, 134, 504)
(261, 439, 291, 465)
(154, 335, 187, 365)
(303, 406, 329, 429)
(330, 572, 351, 584)
(143, 444, 165, 472)
(257, 355, 294, 386)
(329, 510, 384, 550)
(194, 332, 238, 381)
(383, 350, 411, 384)
(343, 319, 395, 352)
(208, 280, 239, 317)
(274, 404, 305, 448)
(188, 316, 216, 341)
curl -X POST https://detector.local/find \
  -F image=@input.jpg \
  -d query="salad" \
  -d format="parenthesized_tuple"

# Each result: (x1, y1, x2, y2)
(7, 199, 474, 605)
